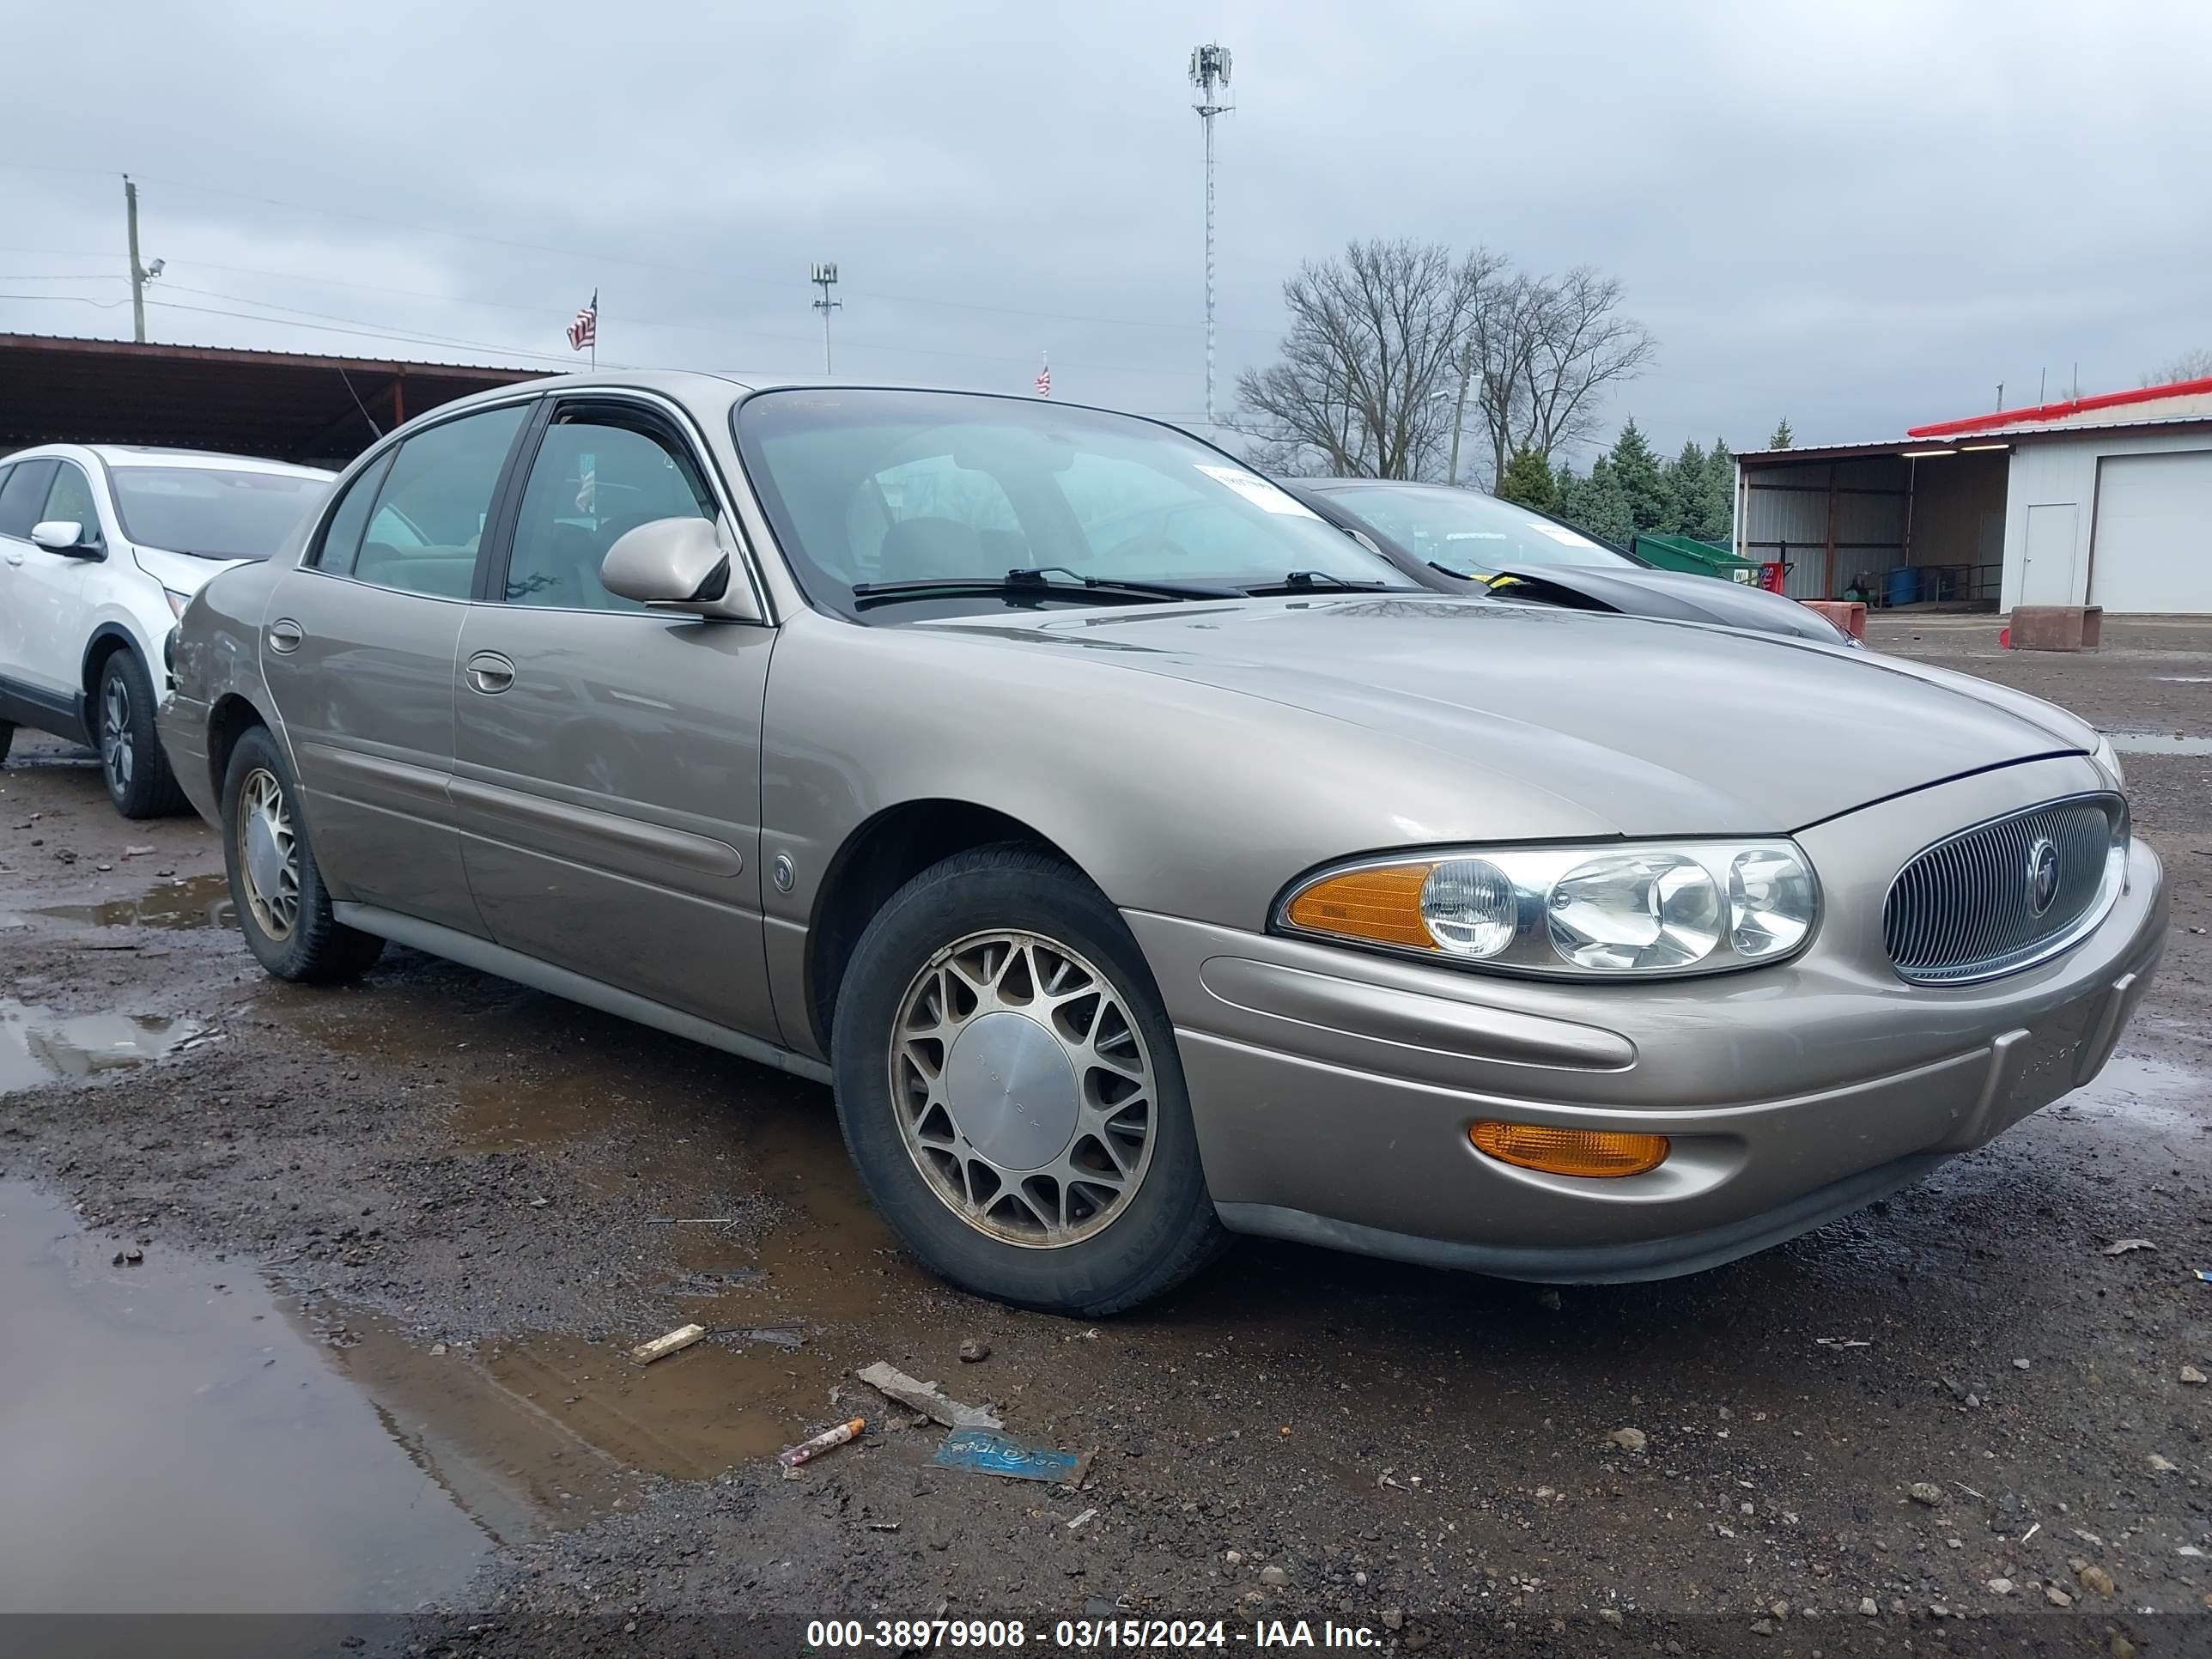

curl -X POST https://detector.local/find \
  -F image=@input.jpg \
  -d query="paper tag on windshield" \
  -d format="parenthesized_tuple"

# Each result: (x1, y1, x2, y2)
(1534, 523, 1601, 549)
(1194, 464, 1320, 518)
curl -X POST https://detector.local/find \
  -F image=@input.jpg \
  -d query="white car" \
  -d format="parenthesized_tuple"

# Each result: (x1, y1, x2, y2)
(0, 444, 331, 817)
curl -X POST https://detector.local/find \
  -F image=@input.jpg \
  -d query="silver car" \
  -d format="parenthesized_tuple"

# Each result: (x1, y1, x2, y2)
(159, 374, 2166, 1314)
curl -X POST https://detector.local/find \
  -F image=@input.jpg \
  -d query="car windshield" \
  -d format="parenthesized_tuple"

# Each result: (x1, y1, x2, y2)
(733, 389, 1412, 619)
(108, 465, 328, 562)
(1317, 483, 1636, 575)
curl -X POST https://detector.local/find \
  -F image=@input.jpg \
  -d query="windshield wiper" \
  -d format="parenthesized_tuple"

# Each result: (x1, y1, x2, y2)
(1240, 571, 1404, 596)
(851, 568, 1234, 611)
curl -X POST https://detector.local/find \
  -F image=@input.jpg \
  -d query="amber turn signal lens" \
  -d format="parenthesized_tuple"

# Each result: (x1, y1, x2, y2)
(1283, 863, 1433, 948)
(1469, 1121, 1669, 1178)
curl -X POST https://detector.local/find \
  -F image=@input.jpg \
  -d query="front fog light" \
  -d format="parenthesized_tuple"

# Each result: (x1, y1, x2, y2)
(1548, 852, 1721, 970)
(1729, 848, 1816, 959)
(1419, 859, 1516, 957)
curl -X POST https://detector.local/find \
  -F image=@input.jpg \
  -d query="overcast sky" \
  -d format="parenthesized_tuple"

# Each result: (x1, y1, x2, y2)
(6, 1, 2208, 462)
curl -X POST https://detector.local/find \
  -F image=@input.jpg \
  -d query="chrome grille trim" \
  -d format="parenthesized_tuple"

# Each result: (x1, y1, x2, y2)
(1883, 793, 2126, 986)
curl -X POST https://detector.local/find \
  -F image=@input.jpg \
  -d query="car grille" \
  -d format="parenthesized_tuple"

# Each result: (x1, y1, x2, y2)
(1883, 795, 2124, 985)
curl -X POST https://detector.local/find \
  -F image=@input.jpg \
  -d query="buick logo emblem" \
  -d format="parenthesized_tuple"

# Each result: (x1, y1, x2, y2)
(2027, 837, 2061, 917)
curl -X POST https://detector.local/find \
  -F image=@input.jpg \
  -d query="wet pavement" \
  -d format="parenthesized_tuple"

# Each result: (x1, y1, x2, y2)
(0, 617, 2208, 1654)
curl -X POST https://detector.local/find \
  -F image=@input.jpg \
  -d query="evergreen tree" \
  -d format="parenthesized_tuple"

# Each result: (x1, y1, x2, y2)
(1559, 455, 1632, 546)
(1767, 417, 1794, 450)
(1607, 419, 1669, 535)
(1697, 438, 1736, 545)
(1661, 440, 1707, 538)
(1495, 446, 1557, 513)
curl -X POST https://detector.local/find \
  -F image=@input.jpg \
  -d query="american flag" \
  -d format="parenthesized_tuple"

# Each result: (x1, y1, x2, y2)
(1034, 357, 1051, 398)
(567, 291, 598, 353)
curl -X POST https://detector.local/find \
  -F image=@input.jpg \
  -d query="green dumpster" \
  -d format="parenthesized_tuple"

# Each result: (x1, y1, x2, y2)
(1629, 533, 1763, 585)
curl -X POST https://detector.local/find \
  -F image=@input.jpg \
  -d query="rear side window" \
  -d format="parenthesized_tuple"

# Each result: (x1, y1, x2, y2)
(312, 451, 396, 577)
(0, 459, 58, 539)
(327, 404, 527, 599)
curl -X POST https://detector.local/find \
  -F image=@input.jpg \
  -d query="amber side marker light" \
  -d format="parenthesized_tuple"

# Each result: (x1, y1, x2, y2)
(1470, 1121, 1669, 1178)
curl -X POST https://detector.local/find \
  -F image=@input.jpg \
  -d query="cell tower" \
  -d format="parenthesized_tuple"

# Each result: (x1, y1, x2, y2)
(810, 262, 842, 374)
(1188, 42, 1233, 427)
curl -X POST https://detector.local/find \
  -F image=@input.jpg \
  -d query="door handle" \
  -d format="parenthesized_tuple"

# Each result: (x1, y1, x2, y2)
(267, 617, 303, 653)
(465, 651, 516, 695)
(3, 549, 23, 566)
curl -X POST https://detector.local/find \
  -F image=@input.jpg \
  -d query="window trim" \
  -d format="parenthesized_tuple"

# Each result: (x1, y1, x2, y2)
(295, 392, 544, 602)
(477, 388, 769, 623)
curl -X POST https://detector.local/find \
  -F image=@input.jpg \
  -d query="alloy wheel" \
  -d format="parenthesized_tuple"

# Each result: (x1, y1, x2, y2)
(237, 768, 301, 940)
(100, 674, 134, 797)
(889, 930, 1158, 1248)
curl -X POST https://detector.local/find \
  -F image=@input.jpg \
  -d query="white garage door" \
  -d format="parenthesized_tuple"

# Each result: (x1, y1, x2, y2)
(2090, 450, 2212, 613)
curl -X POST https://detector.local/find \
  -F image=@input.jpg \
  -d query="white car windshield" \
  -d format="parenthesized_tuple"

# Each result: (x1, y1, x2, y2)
(735, 389, 1412, 618)
(109, 466, 328, 562)
(1316, 483, 1637, 575)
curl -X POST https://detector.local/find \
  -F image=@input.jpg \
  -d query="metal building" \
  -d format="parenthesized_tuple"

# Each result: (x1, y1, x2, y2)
(1735, 376, 2212, 616)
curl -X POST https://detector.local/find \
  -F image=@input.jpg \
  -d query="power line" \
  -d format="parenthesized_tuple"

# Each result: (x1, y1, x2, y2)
(0, 159, 1279, 339)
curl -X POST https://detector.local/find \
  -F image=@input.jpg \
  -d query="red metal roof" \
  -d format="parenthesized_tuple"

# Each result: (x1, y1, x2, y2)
(1907, 374, 2212, 440)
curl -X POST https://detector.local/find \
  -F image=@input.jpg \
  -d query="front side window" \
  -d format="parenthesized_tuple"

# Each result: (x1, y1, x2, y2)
(107, 466, 327, 561)
(503, 410, 715, 610)
(734, 389, 1407, 619)
(0, 459, 58, 540)
(342, 404, 528, 599)
(42, 463, 101, 544)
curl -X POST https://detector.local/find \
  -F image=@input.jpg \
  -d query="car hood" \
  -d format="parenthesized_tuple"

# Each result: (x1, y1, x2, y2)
(921, 596, 2089, 836)
(1492, 565, 1850, 643)
(132, 542, 248, 593)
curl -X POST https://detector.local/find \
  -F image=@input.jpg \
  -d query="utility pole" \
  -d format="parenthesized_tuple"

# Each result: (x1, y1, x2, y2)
(125, 175, 149, 343)
(810, 263, 841, 375)
(1446, 343, 1478, 487)
(1188, 43, 1233, 428)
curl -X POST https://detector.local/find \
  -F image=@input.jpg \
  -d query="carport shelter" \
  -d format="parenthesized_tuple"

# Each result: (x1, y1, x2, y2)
(1734, 375, 2212, 616)
(0, 334, 544, 469)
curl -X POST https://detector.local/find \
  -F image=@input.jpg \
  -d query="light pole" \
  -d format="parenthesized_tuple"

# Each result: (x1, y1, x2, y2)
(1188, 43, 1232, 428)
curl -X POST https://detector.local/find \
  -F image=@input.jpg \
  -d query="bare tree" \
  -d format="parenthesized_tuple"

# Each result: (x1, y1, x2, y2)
(2144, 347, 2212, 386)
(1233, 240, 1505, 478)
(1470, 267, 1657, 486)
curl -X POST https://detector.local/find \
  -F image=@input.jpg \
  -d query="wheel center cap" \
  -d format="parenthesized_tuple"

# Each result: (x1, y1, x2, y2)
(246, 812, 285, 901)
(942, 1011, 1079, 1172)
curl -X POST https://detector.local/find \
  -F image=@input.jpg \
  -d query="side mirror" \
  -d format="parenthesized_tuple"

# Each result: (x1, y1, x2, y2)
(601, 516, 762, 622)
(31, 520, 97, 556)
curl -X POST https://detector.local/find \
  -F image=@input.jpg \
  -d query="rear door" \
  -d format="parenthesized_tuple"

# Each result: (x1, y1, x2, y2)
(259, 398, 535, 938)
(449, 393, 779, 1038)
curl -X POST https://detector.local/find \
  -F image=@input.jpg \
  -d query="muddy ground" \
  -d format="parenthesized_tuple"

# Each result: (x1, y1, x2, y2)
(2, 616, 2208, 1658)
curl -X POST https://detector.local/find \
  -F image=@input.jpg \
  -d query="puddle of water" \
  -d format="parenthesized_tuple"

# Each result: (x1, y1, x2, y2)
(2044, 1052, 2211, 1135)
(0, 1181, 493, 1614)
(38, 872, 234, 930)
(0, 998, 208, 1095)
(2103, 731, 2212, 756)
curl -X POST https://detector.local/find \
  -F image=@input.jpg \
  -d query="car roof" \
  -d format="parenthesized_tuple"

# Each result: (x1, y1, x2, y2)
(3, 442, 331, 480)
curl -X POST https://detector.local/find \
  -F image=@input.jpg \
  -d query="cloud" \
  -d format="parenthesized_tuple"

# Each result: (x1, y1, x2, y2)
(4, 0, 2207, 452)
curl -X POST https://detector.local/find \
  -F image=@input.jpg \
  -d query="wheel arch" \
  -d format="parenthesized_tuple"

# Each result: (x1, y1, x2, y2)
(205, 692, 273, 805)
(78, 623, 145, 726)
(805, 798, 1085, 1052)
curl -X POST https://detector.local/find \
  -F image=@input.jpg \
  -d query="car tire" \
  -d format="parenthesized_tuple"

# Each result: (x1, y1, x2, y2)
(221, 724, 384, 984)
(831, 844, 1225, 1316)
(0, 720, 13, 766)
(95, 648, 188, 819)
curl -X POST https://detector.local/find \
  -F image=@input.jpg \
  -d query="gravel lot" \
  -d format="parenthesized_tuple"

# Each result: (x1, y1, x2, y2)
(2, 615, 2208, 1656)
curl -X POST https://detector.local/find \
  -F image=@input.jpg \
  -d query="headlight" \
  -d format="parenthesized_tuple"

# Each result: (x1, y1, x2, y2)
(2090, 732, 2124, 790)
(1278, 840, 1820, 978)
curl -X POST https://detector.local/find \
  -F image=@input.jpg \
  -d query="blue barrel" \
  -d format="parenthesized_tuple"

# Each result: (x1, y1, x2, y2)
(1885, 567, 1918, 607)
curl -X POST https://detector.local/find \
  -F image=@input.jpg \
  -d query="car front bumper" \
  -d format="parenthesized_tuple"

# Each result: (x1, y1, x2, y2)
(1129, 756, 2167, 1283)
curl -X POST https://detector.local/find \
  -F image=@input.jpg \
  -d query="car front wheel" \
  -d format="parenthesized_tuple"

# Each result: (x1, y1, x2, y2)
(221, 725, 384, 983)
(831, 845, 1224, 1315)
(95, 648, 187, 818)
